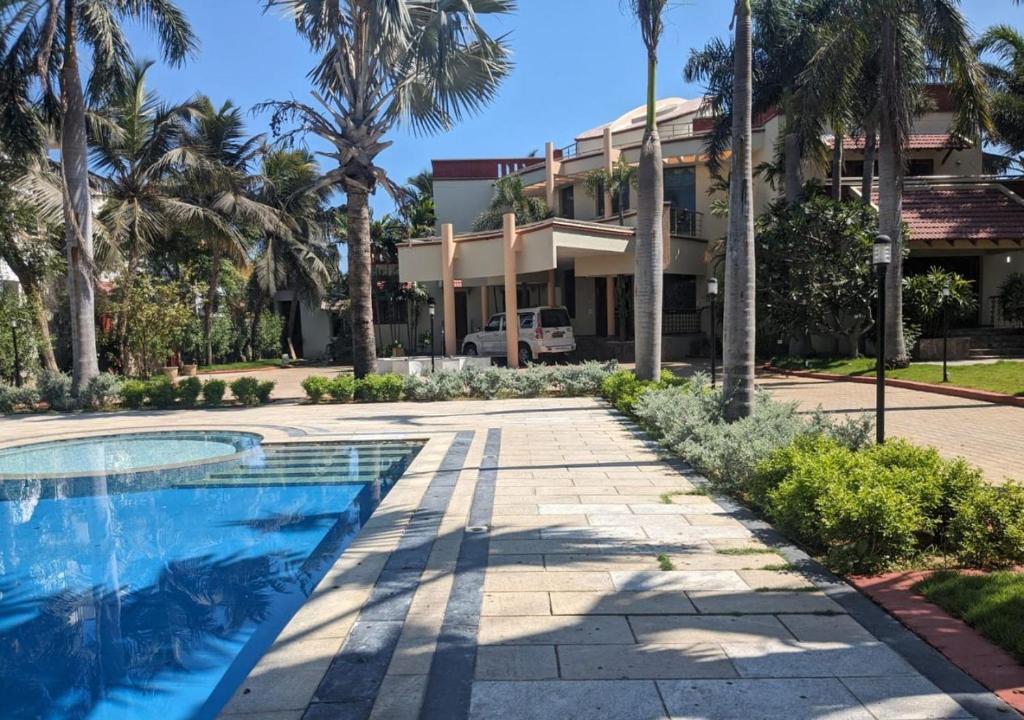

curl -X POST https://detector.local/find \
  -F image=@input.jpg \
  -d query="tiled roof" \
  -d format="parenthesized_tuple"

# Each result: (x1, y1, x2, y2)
(829, 133, 970, 151)
(871, 185, 1024, 242)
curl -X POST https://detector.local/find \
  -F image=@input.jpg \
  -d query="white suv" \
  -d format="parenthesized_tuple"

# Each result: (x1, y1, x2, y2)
(462, 306, 576, 365)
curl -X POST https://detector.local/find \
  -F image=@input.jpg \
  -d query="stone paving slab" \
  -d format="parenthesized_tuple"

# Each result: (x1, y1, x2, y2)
(629, 614, 795, 644)
(557, 642, 738, 679)
(657, 678, 876, 720)
(549, 591, 698, 615)
(474, 646, 560, 680)
(722, 640, 917, 678)
(477, 615, 635, 645)
(840, 676, 975, 719)
(469, 680, 669, 720)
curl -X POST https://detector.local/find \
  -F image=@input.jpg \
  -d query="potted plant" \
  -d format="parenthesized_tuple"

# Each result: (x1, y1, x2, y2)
(162, 353, 180, 382)
(390, 340, 405, 357)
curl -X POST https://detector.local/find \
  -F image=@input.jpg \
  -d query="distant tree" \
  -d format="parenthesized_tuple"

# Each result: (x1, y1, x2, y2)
(582, 155, 637, 225)
(472, 176, 551, 231)
(977, 25, 1024, 172)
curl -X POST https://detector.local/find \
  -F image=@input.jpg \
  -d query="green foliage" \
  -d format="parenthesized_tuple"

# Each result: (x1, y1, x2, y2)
(600, 369, 684, 415)
(81, 373, 124, 410)
(511, 364, 551, 398)
(472, 176, 553, 231)
(355, 374, 405, 402)
(302, 375, 332, 403)
(0, 290, 40, 384)
(903, 267, 978, 338)
(0, 384, 39, 413)
(327, 375, 355, 402)
(120, 380, 148, 409)
(230, 376, 261, 406)
(998, 272, 1024, 325)
(39, 371, 75, 411)
(256, 381, 275, 404)
(552, 361, 617, 397)
(463, 366, 515, 399)
(177, 377, 203, 407)
(145, 377, 178, 408)
(948, 482, 1024, 568)
(404, 371, 465, 401)
(255, 312, 285, 359)
(109, 276, 194, 375)
(202, 379, 227, 407)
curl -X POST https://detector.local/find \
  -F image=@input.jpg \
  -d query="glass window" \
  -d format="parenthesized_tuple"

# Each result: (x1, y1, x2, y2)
(518, 313, 534, 329)
(484, 315, 502, 332)
(907, 159, 935, 176)
(663, 167, 696, 212)
(664, 274, 697, 312)
(559, 186, 575, 219)
(612, 184, 631, 215)
(596, 181, 605, 217)
(540, 308, 571, 328)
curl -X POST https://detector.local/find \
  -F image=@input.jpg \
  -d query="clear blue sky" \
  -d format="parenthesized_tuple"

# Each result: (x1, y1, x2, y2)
(126, 0, 1020, 222)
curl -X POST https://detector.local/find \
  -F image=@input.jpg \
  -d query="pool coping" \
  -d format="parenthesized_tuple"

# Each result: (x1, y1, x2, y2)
(216, 429, 467, 719)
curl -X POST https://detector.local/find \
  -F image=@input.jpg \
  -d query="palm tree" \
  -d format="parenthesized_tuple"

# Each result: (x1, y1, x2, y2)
(976, 25, 1024, 171)
(625, 0, 668, 382)
(90, 61, 203, 371)
(582, 155, 637, 225)
(473, 175, 551, 231)
(262, 0, 513, 378)
(801, 0, 989, 367)
(722, 0, 756, 421)
(0, 0, 196, 393)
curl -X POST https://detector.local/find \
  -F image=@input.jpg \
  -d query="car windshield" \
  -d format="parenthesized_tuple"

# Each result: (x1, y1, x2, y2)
(484, 316, 502, 332)
(540, 308, 571, 328)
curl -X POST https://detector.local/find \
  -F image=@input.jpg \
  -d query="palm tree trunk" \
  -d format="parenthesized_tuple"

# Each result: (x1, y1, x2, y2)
(723, 0, 756, 421)
(861, 121, 877, 203)
(60, 0, 99, 394)
(634, 53, 664, 382)
(878, 18, 909, 366)
(347, 186, 377, 377)
(831, 127, 844, 201)
(205, 247, 221, 367)
(285, 295, 299, 360)
(783, 131, 802, 203)
(25, 281, 58, 373)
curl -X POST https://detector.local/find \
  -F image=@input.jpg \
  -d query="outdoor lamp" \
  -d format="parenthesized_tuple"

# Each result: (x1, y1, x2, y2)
(706, 277, 718, 297)
(428, 298, 436, 316)
(706, 277, 718, 388)
(427, 297, 436, 372)
(942, 285, 951, 383)
(941, 286, 951, 299)
(9, 318, 20, 387)
(872, 234, 892, 266)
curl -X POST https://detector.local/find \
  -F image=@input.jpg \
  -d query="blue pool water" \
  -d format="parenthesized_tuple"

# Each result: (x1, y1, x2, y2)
(0, 434, 421, 720)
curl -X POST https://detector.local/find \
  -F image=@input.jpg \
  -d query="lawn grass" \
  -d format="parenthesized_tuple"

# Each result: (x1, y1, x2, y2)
(915, 570, 1024, 663)
(772, 357, 1024, 397)
(198, 359, 283, 373)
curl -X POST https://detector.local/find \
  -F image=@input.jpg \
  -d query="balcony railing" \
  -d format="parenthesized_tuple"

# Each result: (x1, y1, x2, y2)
(669, 208, 704, 238)
(558, 142, 578, 159)
(661, 121, 695, 141)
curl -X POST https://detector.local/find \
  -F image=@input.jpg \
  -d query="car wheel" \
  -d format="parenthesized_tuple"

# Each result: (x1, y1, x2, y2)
(518, 343, 532, 366)
(464, 343, 478, 356)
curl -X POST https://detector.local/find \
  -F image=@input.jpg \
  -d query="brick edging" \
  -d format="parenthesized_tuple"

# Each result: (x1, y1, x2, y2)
(763, 365, 1024, 408)
(849, 571, 1024, 715)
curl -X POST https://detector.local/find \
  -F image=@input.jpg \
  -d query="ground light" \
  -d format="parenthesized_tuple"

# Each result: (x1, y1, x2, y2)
(873, 234, 892, 444)
(427, 297, 436, 372)
(706, 277, 718, 387)
(942, 284, 951, 383)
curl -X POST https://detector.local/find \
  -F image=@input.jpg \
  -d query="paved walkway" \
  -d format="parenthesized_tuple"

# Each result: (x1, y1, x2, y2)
(759, 374, 1023, 483)
(0, 397, 1013, 719)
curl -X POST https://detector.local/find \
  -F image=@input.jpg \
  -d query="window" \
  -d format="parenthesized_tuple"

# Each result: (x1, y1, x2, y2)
(484, 315, 502, 332)
(595, 181, 606, 217)
(559, 186, 575, 219)
(540, 308, 571, 328)
(663, 274, 697, 312)
(663, 167, 696, 212)
(907, 159, 935, 177)
(612, 184, 630, 215)
(518, 313, 534, 329)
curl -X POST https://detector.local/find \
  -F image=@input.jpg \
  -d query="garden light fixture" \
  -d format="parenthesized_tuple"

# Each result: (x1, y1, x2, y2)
(873, 235, 891, 444)
(706, 277, 718, 388)
(427, 297, 436, 372)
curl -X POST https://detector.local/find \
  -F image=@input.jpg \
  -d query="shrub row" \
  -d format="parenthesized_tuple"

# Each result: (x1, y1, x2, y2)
(301, 363, 617, 404)
(0, 372, 274, 413)
(622, 374, 1023, 574)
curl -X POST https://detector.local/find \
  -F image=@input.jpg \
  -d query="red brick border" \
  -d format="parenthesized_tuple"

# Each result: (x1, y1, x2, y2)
(850, 571, 1024, 714)
(764, 366, 1024, 409)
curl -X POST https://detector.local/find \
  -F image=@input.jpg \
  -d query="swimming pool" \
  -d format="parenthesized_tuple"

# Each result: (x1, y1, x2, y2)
(0, 432, 421, 720)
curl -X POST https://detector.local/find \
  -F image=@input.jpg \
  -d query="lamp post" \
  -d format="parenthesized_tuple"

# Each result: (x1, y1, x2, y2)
(427, 297, 436, 373)
(873, 234, 892, 444)
(706, 277, 718, 388)
(9, 319, 21, 388)
(941, 285, 951, 383)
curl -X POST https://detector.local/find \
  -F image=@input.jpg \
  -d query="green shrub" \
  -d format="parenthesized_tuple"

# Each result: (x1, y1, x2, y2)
(355, 373, 404, 402)
(202, 379, 227, 406)
(302, 375, 332, 403)
(551, 361, 616, 396)
(327, 375, 355, 402)
(948, 483, 1024, 568)
(256, 380, 276, 404)
(145, 377, 178, 408)
(39, 370, 75, 411)
(120, 380, 148, 409)
(464, 366, 514, 399)
(0, 384, 39, 413)
(406, 371, 465, 401)
(177, 376, 203, 407)
(81, 373, 123, 410)
(511, 365, 550, 398)
(230, 376, 261, 406)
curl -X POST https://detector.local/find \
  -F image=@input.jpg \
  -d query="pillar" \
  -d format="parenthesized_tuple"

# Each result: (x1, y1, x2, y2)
(545, 141, 556, 210)
(606, 275, 616, 338)
(480, 284, 489, 323)
(503, 213, 520, 368)
(603, 127, 615, 218)
(441, 223, 457, 356)
(547, 269, 556, 307)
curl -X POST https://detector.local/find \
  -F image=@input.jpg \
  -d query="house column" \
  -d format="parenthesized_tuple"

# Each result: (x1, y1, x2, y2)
(503, 213, 520, 368)
(606, 275, 616, 337)
(545, 141, 557, 209)
(480, 284, 489, 323)
(547, 269, 556, 307)
(441, 223, 457, 356)
(603, 127, 615, 218)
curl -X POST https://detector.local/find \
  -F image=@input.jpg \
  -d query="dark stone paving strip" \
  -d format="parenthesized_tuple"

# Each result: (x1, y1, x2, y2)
(302, 431, 474, 720)
(420, 428, 501, 720)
